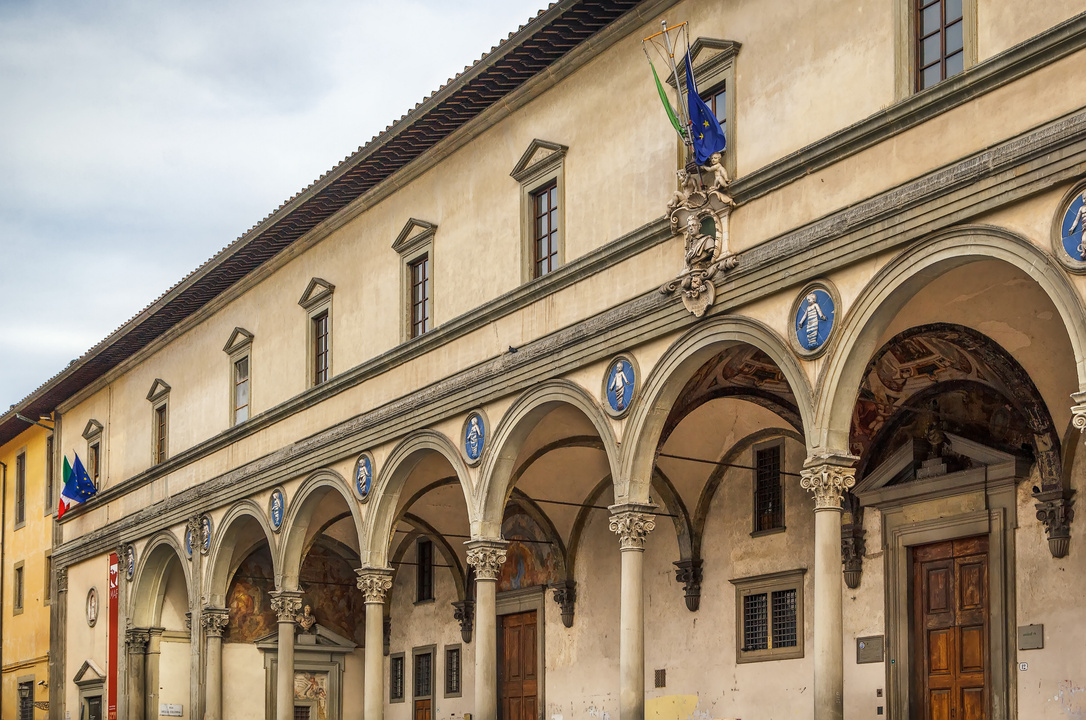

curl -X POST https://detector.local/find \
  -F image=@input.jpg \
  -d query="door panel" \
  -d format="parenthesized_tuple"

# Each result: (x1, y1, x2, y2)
(414, 699, 431, 720)
(912, 537, 989, 720)
(500, 610, 538, 720)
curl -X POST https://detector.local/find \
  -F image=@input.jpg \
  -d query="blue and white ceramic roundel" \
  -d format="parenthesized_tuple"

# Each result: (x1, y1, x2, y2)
(126, 545, 135, 580)
(794, 288, 835, 352)
(1060, 192, 1086, 262)
(355, 456, 373, 501)
(606, 359, 635, 414)
(269, 488, 285, 531)
(184, 526, 194, 558)
(465, 413, 486, 463)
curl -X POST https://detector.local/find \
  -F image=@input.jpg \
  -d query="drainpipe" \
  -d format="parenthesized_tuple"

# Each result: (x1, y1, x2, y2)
(1, 458, 8, 716)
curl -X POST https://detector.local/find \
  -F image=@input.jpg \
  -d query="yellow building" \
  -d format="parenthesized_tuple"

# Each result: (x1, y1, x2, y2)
(1, 418, 56, 720)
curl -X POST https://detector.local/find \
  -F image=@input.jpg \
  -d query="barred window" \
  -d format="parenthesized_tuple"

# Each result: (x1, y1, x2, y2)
(731, 569, 805, 663)
(414, 650, 433, 699)
(416, 538, 434, 602)
(445, 646, 462, 697)
(390, 654, 405, 702)
(14, 452, 26, 527)
(753, 442, 784, 533)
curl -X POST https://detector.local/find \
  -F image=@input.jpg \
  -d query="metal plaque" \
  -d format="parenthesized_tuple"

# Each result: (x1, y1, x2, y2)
(856, 635, 885, 664)
(1018, 624, 1044, 650)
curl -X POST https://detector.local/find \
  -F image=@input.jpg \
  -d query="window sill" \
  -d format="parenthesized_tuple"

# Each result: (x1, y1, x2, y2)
(750, 526, 786, 538)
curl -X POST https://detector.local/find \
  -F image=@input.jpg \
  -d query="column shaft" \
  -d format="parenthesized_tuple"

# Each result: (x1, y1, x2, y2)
(813, 507, 844, 720)
(125, 631, 148, 720)
(475, 578, 498, 720)
(609, 504, 656, 720)
(205, 635, 223, 720)
(145, 629, 165, 720)
(364, 602, 385, 720)
(276, 620, 295, 720)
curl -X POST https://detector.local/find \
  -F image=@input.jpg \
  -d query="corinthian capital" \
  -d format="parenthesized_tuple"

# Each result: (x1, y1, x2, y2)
(800, 453, 858, 510)
(201, 607, 230, 637)
(466, 539, 509, 581)
(355, 567, 394, 603)
(269, 590, 304, 622)
(1071, 392, 1086, 438)
(608, 503, 657, 550)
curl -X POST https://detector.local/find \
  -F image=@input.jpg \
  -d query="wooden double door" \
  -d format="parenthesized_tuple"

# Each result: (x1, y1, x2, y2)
(499, 610, 538, 720)
(911, 536, 989, 720)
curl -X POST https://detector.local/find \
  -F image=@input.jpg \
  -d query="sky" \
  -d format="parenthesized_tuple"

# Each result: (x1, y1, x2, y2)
(0, 0, 547, 409)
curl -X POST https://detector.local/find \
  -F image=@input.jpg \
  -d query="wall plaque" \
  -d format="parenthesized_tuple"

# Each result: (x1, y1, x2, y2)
(856, 635, 885, 664)
(1018, 624, 1044, 650)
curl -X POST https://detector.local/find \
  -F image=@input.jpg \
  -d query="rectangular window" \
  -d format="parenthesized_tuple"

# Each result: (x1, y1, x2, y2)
(234, 355, 250, 424)
(154, 404, 168, 465)
(409, 255, 430, 338)
(44, 556, 51, 606)
(390, 653, 406, 702)
(753, 443, 784, 533)
(416, 538, 434, 602)
(413, 651, 433, 699)
(14, 564, 24, 613)
(444, 646, 462, 697)
(45, 435, 54, 513)
(313, 311, 330, 385)
(15, 452, 26, 527)
(731, 568, 806, 663)
(532, 182, 559, 278)
(17, 681, 33, 720)
(706, 82, 727, 140)
(916, 0, 965, 90)
(88, 441, 100, 485)
(292, 707, 311, 720)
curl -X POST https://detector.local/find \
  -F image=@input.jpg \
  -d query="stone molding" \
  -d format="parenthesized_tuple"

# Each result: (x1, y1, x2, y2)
(125, 628, 150, 653)
(201, 607, 230, 637)
(1034, 490, 1076, 559)
(52, 107, 1086, 567)
(269, 591, 304, 623)
(550, 581, 576, 628)
(466, 539, 509, 580)
(673, 559, 703, 612)
(800, 454, 858, 510)
(355, 568, 394, 603)
(1071, 391, 1086, 437)
(55, 567, 68, 594)
(608, 503, 657, 551)
(451, 599, 474, 643)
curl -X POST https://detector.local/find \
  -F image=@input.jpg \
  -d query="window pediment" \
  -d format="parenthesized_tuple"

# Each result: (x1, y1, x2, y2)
(392, 218, 438, 256)
(82, 419, 103, 440)
(298, 277, 335, 310)
(146, 378, 171, 402)
(666, 38, 742, 91)
(510, 139, 567, 183)
(222, 327, 254, 354)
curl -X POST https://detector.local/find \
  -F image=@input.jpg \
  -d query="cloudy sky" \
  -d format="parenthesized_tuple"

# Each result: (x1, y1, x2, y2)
(0, 0, 546, 408)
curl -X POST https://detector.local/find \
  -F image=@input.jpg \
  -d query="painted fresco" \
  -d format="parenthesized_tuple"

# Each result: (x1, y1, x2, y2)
(498, 506, 561, 592)
(225, 545, 277, 643)
(851, 324, 1060, 485)
(299, 542, 365, 645)
(294, 671, 329, 720)
(662, 346, 802, 442)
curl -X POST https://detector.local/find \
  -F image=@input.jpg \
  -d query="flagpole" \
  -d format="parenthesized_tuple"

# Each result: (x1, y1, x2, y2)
(659, 20, 693, 161)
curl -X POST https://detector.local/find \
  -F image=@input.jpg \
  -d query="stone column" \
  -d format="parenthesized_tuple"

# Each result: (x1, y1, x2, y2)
(202, 608, 230, 720)
(608, 504, 656, 720)
(145, 628, 165, 720)
(466, 539, 508, 720)
(800, 454, 857, 720)
(270, 591, 303, 720)
(356, 568, 394, 720)
(50, 567, 68, 720)
(125, 629, 150, 720)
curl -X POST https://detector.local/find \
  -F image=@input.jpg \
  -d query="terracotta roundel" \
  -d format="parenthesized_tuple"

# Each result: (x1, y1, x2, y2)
(354, 453, 374, 503)
(603, 354, 638, 418)
(463, 411, 487, 466)
(790, 281, 838, 358)
(1053, 184, 1086, 273)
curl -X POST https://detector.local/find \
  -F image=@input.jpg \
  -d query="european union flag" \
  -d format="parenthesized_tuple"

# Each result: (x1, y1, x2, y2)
(685, 51, 726, 165)
(58, 453, 97, 518)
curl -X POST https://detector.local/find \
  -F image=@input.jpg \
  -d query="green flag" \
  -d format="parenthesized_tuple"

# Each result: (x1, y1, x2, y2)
(63, 455, 72, 484)
(649, 60, 683, 137)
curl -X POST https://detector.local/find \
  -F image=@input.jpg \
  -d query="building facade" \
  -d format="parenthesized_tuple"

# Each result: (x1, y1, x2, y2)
(1, 421, 56, 720)
(19, 1, 1086, 720)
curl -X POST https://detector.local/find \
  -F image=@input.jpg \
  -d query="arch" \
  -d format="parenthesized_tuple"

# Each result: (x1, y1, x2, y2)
(360, 429, 472, 568)
(391, 512, 469, 603)
(621, 315, 814, 505)
(204, 498, 279, 606)
(279, 468, 364, 590)
(476, 380, 620, 537)
(814, 225, 1086, 453)
(129, 529, 192, 627)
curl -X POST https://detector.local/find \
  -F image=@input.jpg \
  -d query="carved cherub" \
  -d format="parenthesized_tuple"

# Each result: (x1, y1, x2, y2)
(667, 168, 700, 212)
(701, 152, 734, 206)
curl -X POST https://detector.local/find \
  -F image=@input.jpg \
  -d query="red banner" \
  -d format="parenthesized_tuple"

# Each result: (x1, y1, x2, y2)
(108, 553, 119, 720)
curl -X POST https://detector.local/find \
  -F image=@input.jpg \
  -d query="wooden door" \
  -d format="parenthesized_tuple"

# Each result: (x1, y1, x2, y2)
(413, 699, 431, 720)
(500, 610, 538, 720)
(912, 536, 989, 720)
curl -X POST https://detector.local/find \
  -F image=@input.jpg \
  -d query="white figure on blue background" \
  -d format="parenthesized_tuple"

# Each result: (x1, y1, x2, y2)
(356, 458, 371, 498)
(1067, 192, 1086, 258)
(271, 490, 284, 527)
(608, 361, 631, 411)
(466, 416, 484, 460)
(800, 292, 828, 349)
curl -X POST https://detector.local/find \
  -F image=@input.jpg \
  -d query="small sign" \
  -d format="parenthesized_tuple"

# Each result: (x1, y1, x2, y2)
(1019, 662, 1028, 672)
(856, 635, 885, 664)
(160, 704, 183, 717)
(1018, 624, 1044, 650)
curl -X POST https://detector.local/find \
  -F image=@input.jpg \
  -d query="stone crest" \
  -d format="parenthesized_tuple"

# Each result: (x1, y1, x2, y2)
(660, 153, 737, 317)
(353, 453, 374, 503)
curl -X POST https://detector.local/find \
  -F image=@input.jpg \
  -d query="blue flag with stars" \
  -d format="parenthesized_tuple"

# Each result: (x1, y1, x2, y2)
(58, 453, 97, 518)
(685, 50, 726, 164)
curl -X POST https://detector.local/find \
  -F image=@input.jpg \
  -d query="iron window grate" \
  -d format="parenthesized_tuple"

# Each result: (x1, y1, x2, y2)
(743, 592, 768, 651)
(771, 588, 798, 648)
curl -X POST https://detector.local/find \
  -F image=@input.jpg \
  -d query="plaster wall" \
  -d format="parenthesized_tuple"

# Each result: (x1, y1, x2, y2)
(222, 643, 265, 720)
(842, 508, 886, 720)
(158, 638, 192, 719)
(64, 555, 109, 716)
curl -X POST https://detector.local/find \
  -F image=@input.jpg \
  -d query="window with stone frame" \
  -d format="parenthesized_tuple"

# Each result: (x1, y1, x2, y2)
(731, 568, 806, 663)
(390, 653, 405, 702)
(45, 434, 54, 515)
(416, 537, 434, 603)
(444, 645, 462, 697)
(14, 451, 26, 528)
(392, 218, 437, 342)
(413, 648, 434, 700)
(511, 139, 567, 283)
(298, 278, 335, 388)
(14, 562, 25, 613)
(223, 327, 254, 426)
(83, 419, 104, 487)
(752, 439, 785, 534)
(147, 379, 171, 466)
(667, 38, 740, 179)
(894, 0, 976, 98)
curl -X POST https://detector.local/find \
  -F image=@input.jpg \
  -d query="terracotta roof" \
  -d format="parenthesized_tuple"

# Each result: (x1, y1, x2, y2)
(0, 0, 646, 446)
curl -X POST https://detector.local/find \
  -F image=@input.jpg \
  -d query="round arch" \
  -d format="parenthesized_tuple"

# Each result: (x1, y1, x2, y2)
(279, 469, 364, 590)
(360, 429, 472, 569)
(475, 379, 620, 537)
(813, 225, 1086, 452)
(204, 498, 279, 606)
(128, 529, 192, 627)
(620, 315, 814, 505)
